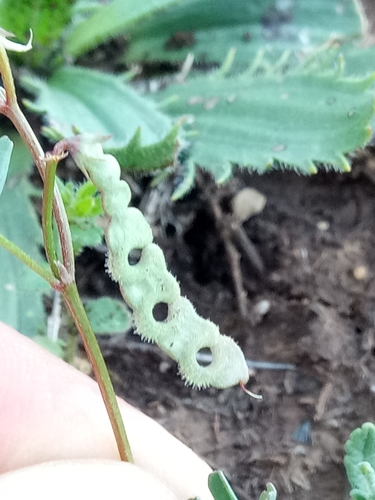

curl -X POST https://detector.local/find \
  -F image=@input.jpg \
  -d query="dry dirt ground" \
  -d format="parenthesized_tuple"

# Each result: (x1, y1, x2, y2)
(77, 151, 375, 500)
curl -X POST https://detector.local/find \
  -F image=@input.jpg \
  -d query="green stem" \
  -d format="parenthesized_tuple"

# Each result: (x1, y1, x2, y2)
(62, 282, 134, 463)
(0, 45, 133, 464)
(0, 232, 59, 288)
(42, 157, 60, 278)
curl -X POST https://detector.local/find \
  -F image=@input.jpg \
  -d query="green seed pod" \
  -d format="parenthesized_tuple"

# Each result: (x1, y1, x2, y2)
(63, 134, 249, 389)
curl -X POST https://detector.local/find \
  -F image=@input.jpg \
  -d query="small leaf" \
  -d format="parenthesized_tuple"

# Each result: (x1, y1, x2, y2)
(66, 0, 187, 57)
(33, 334, 65, 358)
(58, 179, 104, 256)
(0, 136, 13, 197)
(85, 297, 132, 335)
(259, 483, 277, 500)
(208, 471, 239, 500)
(107, 123, 179, 173)
(345, 422, 375, 498)
(153, 66, 375, 177)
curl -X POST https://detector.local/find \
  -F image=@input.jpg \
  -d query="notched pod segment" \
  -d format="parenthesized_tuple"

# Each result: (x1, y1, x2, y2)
(56, 134, 249, 389)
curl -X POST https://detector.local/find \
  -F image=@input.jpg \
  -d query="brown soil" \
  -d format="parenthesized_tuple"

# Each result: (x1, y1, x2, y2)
(79, 151, 375, 500)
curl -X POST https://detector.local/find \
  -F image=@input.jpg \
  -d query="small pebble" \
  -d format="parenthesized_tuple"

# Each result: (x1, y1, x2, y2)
(232, 187, 267, 222)
(353, 265, 368, 280)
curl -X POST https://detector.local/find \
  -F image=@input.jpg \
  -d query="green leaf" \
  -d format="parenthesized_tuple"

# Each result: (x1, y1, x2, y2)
(85, 297, 132, 335)
(0, 178, 48, 337)
(58, 179, 104, 256)
(125, 0, 359, 66)
(345, 423, 375, 500)
(208, 471, 239, 500)
(0, 136, 13, 197)
(22, 66, 177, 170)
(32, 334, 65, 358)
(66, 0, 187, 57)
(259, 483, 277, 500)
(7, 131, 33, 177)
(0, 0, 74, 67)
(107, 123, 179, 173)
(349, 462, 375, 500)
(153, 67, 375, 178)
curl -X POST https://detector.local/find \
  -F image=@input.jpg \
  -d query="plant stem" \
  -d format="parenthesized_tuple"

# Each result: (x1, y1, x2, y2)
(42, 157, 60, 278)
(62, 282, 134, 463)
(0, 43, 133, 463)
(0, 46, 74, 280)
(0, 47, 16, 104)
(0, 233, 59, 288)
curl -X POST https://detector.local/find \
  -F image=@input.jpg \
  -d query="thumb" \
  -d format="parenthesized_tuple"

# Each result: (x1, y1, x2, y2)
(0, 459, 179, 500)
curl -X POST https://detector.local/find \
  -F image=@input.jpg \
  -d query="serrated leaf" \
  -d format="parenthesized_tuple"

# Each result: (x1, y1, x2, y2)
(125, 0, 359, 66)
(0, 178, 48, 337)
(107, 123, 179, 173)
(22, 66, 176, 171)
(153, 68, 375, 176)
(0, 136, 13, 197)
(66, 0, 187, 57)
(85, 297, 132, 335)
(345, 423, 375, 499)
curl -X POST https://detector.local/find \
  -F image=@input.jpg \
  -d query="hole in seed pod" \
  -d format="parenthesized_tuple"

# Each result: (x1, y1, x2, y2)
(128, 248, 142, 265)
(196, 347, 212, 366)
(152, 302, 169, 321)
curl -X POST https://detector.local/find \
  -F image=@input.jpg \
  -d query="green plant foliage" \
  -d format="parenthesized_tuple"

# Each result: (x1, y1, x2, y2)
(85, 297, 132, 335)
(22, 66, 178, 171)
(33, 334, 65, 357)
(106, 123, 179, 173)
(66, 0, 187, 58)
(259, 483, 277, 500)
(0, 131, 47, 338)
(58, 179, 103, 256)
(0, 0, 75, 67)
(153, 67, 375, 179)
(0, 178, 48, 337)
(345, 422, 375, 500)
(0, 136, 13, 197)
(124, 0, 359, 65)
(208, 471, 239, 500)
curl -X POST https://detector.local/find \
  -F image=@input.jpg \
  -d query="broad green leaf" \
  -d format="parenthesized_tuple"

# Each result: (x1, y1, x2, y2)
(345, 423, 375, 500)
(125, 0, 359, 66)
(66, 0, 187, 57)
(0, 178, 48, 337)
(208, 471, 239, 500)
(22, 67, 177, 171)
(153, 68, 375, 178)
(85, 297, 132, 335)
(0, 136, 13, 197)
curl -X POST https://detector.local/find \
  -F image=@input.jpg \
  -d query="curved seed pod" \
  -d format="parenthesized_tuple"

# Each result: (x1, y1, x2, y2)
(61, 134, 249, 389)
